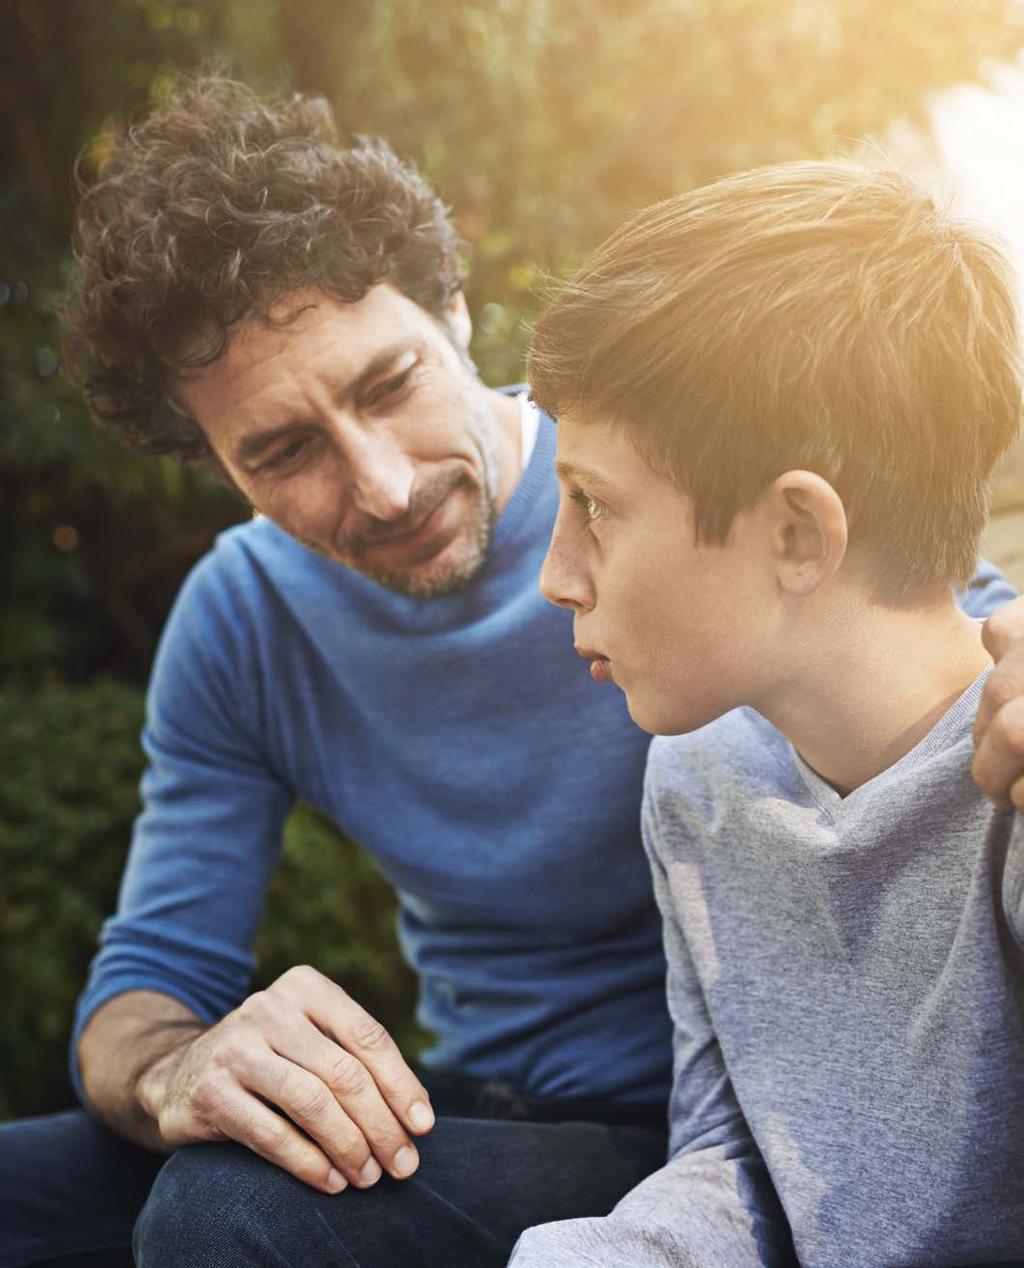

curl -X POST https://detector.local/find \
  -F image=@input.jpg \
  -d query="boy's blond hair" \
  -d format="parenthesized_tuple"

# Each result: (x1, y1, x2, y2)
(530, 162, 1022, 601)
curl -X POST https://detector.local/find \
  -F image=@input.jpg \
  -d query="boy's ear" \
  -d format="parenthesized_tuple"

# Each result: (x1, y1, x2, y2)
(446, 291, 472, 350)
(767, 470, 848, 595)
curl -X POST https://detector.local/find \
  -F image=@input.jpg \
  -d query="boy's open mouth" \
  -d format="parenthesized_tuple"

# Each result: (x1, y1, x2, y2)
(575, 645, 613, 682)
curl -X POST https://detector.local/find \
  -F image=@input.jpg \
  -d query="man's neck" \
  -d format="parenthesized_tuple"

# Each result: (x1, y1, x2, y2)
(489, 386, 524, 516)
(757, 597, 991, 795)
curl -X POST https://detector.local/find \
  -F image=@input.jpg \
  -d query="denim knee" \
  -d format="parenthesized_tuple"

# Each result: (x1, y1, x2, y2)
(133, 1142, 315, 1268)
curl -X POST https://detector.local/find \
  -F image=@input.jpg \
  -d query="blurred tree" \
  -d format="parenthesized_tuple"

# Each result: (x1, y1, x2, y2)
(2, 0, 1021, 681)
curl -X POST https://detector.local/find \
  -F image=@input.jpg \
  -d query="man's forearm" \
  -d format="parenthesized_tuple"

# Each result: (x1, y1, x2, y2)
(78, 990, 207, 1150)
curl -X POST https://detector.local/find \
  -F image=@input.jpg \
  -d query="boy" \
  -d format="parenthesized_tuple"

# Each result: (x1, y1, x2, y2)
(512, 163, 1024, 1266)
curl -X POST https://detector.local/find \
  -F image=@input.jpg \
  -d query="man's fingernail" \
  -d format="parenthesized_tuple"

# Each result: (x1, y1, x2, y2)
(392, 1144, 419, 1178)
(409, 1100, 434, 1131)
(359, 1158, 382, 1186)
(326, 1168, 348, 1193)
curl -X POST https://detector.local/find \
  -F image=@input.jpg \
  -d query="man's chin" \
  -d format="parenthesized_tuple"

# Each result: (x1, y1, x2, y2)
(346, 528, 491, 598)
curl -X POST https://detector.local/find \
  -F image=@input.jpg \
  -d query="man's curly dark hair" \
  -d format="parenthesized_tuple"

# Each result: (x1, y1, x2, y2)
(62, 77, 466, 462)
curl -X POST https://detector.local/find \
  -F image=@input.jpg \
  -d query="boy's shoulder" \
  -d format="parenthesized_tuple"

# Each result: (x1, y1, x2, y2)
(649, 707, 790, 775)
(646, 708, 799, 817)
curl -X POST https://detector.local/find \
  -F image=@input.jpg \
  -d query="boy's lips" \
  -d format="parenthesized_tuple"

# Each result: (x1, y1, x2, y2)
(575, 644, 614, 683)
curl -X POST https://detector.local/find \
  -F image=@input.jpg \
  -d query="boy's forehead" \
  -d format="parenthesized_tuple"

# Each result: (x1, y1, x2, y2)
(554, 410, 662, 494)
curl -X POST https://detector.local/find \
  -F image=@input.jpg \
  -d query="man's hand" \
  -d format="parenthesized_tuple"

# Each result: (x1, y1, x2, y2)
(136, 966, 434, 1195)
(973, 595, 1024, 811)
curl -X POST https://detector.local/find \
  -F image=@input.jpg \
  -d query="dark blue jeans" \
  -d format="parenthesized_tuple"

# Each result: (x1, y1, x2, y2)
(1, 1077, 666, 1267)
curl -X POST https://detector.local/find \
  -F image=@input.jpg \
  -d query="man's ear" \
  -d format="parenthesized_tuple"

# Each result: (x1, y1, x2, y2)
(766, 470, 848, 596)
(446, 291, 472, 350)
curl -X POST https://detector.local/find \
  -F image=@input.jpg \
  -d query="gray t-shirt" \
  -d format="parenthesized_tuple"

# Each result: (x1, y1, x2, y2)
(511, 672, 1024, 1267)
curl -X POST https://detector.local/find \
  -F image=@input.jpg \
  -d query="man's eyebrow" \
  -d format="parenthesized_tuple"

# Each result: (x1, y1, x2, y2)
(233, 339, 419, 469)
(554, 460, 618, 495)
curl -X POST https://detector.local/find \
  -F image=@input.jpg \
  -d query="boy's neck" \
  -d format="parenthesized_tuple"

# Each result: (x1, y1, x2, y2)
(757, 596, 991, 796)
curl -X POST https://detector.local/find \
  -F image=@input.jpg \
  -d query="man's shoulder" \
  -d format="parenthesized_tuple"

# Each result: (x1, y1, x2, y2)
(183, 515, 332, 605)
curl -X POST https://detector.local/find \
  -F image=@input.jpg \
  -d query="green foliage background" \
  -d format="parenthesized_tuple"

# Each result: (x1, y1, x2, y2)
(2, 0, 1022, 1117)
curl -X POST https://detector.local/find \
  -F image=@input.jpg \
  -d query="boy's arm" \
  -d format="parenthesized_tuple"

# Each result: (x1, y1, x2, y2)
(509, 772, 792, 1268)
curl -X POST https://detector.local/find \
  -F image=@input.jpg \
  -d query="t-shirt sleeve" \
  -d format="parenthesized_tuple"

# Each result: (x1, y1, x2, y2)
(956, 556, 1017, 619)
(69, 547, 293, 1102)
(509, 756, 793, 1268)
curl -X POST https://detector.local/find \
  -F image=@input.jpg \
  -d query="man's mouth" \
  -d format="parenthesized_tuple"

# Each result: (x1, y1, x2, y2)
(359, 485, 457, 555)
(575, 644, 613, 683)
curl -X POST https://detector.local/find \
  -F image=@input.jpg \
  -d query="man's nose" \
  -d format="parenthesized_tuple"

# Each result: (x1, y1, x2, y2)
(539, 530, 593, 612)
(345, 427, 415, 522)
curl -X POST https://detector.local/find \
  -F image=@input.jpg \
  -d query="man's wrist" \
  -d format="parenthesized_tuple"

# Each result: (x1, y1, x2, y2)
(132, 1022, 203, 1124)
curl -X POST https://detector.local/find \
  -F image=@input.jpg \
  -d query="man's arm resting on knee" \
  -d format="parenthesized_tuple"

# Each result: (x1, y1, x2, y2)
(77, 968, 436, 1197)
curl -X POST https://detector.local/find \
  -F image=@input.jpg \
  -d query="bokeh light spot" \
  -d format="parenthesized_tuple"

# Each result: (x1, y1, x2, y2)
(52, 525, 80, 552)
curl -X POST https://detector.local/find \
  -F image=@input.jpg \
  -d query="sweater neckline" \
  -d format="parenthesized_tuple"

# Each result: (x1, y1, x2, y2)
(790, 666, 991, 816)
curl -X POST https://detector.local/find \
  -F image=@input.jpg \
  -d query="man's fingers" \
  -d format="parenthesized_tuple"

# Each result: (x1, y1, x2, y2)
(971, 696, 1024, 809)
(255, 1053, 393, 1187)
(268, 1012, 421, 1180)
(980, 594, 1024, 661)
(976, 598, 1024, 741)
(211, 1079, 349, 1196)
(272, 966, 434, 1137)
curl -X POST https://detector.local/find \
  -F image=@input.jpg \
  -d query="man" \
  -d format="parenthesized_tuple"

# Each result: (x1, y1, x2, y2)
(2, 80, 1023, 1268)
(513, 161, 1024, 1264)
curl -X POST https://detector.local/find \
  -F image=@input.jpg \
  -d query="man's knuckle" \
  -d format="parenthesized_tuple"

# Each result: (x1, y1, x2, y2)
(252, 1114, 291, 1154)
(352, 1016, 391, 1052)
(326, 1053, 370, 1098)
(994, 703, 1024, 752)
(292, 1084, 332, 1124)
(279, 964, 319, 991)
(190, 1071, 225, 1115)
(240, 990, 284, 1026)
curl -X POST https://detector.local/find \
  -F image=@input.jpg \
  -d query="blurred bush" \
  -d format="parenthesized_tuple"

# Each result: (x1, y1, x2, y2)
(4, 0, 1022, 682)
(0, 677, 419, 1120)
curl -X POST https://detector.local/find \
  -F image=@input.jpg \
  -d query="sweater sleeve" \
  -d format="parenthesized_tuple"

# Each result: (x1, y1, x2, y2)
(69, 549, 293, 1102)
(509, 766, 793, 1268)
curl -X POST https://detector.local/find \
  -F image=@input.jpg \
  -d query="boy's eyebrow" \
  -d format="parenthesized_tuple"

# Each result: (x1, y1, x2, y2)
(554, 459, 618, 495)
(233, 339, 418, 468)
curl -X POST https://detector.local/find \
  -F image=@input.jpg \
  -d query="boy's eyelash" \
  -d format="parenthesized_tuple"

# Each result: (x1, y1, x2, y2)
(569, 489, 607, 523)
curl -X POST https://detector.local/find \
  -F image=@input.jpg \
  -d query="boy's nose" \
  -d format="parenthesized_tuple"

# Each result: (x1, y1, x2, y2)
(539, 536, 594, 612)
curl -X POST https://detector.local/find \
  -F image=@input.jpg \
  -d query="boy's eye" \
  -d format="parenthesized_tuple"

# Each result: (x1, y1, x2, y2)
(569, 489, 608, 527)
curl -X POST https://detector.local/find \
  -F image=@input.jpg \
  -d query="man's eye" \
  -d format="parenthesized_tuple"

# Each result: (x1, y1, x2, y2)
(367, 365, 415, 407)
(263, 436, 310, 471)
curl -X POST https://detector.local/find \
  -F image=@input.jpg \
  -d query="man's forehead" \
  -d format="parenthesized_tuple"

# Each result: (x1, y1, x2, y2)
(176, 284, 426, 422)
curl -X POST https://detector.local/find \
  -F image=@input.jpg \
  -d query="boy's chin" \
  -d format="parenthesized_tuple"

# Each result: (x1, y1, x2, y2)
(625, 690, 728, 738)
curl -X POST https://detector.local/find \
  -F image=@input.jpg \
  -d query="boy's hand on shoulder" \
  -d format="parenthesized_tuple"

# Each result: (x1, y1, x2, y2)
(973, 596, 1024, 811)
